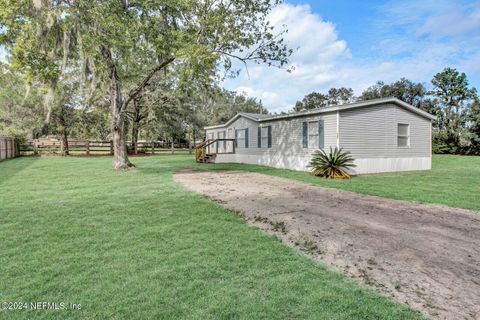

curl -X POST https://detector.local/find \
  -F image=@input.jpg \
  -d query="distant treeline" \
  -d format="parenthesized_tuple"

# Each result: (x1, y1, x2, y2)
(292, 68, 479, 155)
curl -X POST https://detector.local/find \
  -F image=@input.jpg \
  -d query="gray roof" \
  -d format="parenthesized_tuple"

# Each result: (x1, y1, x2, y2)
(238, 112, 272, 120)
(205, 97, 436, 130)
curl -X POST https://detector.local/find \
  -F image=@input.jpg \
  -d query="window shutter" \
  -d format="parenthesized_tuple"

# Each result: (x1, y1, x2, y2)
(267, 125, 272, 148)
(302, 122, 308, 148)
(318, 120, 325, 149)
(245, 128, 249, 148)
(258, 127, 261, 148)
(234, 129, 238, 148)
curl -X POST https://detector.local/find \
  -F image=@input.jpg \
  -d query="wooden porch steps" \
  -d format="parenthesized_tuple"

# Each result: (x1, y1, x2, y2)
(197, 153, 216, 163)
(194, 138, 236, 163)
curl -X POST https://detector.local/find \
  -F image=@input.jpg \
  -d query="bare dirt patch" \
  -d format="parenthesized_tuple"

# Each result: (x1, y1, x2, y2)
(174, 169, 480, 320)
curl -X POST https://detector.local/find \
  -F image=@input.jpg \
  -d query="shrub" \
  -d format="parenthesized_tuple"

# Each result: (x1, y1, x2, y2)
(195, 148, 204, 160)
(307, 147, 356, 179)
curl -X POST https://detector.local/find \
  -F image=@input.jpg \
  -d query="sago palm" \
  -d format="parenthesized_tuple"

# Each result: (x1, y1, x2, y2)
(307, 147, 356, 179)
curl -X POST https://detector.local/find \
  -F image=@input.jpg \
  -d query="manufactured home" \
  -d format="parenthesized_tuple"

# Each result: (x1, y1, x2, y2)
(200, 97, 435, 174)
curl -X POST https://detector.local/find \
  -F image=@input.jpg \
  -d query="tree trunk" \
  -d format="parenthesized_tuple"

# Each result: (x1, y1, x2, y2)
(193, 128, 196, 148)
(102, 47, 174, 169)
(171, 137, 175, 154)
(132, 123, 139, 155)
(110, 72, 131, 170)
(61, 130, 69, 156)
(132, 99, 140, 155)
(102, 45, 132, 170)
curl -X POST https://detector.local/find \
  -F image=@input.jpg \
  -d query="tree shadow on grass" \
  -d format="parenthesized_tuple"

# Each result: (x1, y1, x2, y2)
(0, 156, 40, 186)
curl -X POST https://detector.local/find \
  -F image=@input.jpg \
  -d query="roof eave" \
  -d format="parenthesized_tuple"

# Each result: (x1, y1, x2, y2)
(204, 112, 260, 130)
(204, 97, 436, 129)
(256, 98, 436, 122)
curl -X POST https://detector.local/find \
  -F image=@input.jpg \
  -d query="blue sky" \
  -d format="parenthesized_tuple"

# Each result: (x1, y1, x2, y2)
(1, 1, 478, 113)
(223, 0, 480, 112)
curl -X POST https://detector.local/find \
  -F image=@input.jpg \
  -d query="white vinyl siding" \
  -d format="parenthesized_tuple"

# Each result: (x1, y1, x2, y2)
(339, 104, 431, 158)
(397, 124, 410, 148)
(205, 102, 432, 174)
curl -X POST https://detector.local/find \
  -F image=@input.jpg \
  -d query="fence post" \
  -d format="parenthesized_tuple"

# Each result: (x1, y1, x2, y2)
(11, 138, 15, 158)
(85, 141, 90, 156)
(32, 140, 38, 155)
(0, 138, 4, 160)
(110, 140, 114, 155)
(5, 139, 9, 159)
(14, 139, 18, 157)
(9, 138, 12, 158)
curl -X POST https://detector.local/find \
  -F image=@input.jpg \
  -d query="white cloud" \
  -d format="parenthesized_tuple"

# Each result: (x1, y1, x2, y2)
(235, 86, 280, 107)
(416, 3, 480, 40)
(223, 3, 350, 113)
(222, 1, 480, 113)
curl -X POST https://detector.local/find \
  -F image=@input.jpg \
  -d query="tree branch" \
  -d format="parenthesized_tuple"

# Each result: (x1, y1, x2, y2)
(122, 57, 175, 111)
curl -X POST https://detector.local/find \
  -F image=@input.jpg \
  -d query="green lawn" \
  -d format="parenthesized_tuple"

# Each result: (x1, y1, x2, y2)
(191, 154, 480, 211)
(0, 155, 423, 319)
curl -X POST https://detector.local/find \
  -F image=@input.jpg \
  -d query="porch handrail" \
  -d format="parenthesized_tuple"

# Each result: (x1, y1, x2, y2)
(195, 138, 236, 161)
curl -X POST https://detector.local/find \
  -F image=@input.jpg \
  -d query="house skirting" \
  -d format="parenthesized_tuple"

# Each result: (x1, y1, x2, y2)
(213, 154, 431, 175)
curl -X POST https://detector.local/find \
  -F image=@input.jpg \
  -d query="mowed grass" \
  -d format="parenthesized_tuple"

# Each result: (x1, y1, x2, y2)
(0, 156, 423, 319)
(193, 155, 480, 211)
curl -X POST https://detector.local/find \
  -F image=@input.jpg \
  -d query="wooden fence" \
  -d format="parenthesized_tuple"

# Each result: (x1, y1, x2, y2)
(0, 137, 18, 161)
(19, 139, 191, 156)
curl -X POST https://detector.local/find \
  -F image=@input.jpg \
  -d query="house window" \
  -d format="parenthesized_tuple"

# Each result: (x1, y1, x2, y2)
(217, 131, 226, 152)
(397, 123, 410, 148)
(235, 128, 249, 148)
(258, 126, 272, 148)
(308, 121, 318, 149)
(261, 127, 268, 147)
(206, 132, 214, 153)
(303, 120, 325, 149)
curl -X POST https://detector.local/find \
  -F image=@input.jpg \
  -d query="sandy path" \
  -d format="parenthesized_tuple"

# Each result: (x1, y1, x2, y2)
(174, 169, 480, 320)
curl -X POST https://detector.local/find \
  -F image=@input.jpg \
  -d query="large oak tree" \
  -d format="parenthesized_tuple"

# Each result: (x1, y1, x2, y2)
(1, 0, 291, 169)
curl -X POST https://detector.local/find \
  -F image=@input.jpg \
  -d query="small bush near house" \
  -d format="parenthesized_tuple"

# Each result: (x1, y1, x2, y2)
(195, 147, 204, 160)
(307, 147, 356, 179)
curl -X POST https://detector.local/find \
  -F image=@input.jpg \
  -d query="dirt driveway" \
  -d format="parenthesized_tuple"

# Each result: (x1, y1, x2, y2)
(174, 169, 480, 320)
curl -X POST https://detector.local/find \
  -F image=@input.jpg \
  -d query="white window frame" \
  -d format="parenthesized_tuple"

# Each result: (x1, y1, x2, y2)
(397, 123, 410, 148)
(236, 129, 247, 148)
(217, 130, 226, 152)
(308, 121, 318, 149)
(260, 126, 269, 148)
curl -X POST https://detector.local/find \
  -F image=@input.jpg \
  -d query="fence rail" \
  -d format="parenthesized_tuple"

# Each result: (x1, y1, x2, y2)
(0, 137, 18, 161)
(19, 139, 191, 156)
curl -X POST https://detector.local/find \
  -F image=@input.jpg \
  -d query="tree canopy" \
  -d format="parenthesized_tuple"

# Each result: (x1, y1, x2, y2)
(1, 0, 292, 169)
(291, 70, 479, 155)
(293, 87, 354, 112)
(1, 2, 479, 161)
